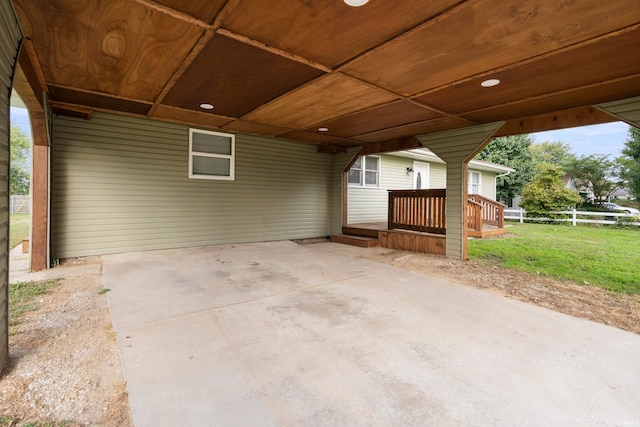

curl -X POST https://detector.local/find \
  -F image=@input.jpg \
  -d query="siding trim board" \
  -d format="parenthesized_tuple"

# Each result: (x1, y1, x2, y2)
(51, 112, 332, 258)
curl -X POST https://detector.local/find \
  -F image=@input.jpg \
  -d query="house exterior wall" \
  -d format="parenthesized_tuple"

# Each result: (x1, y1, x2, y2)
(480, 171, 496, 200)
(1, 0, 23, 370)
(429, 163, 447, 188)
(347, 155, 411, 224)
(346, 154, 499, 224)
(51, 112, 332, 258)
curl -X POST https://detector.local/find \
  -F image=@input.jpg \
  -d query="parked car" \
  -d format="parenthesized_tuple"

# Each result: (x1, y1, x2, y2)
(602, 202, 640, 215)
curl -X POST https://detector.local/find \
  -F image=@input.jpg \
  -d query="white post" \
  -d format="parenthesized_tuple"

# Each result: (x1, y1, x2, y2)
(572, 207, 577, 227)
(520, 208, 524, 223)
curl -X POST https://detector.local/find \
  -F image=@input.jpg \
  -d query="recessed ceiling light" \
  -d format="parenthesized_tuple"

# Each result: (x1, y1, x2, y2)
(199, 103, 214, 110)
(344, 0, 369, 6)
(318, 127, 329, 132)
(481, 79, 501, 88)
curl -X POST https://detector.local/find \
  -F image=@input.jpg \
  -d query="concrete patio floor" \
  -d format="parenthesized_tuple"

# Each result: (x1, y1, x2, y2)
(102, 241, 640, 426)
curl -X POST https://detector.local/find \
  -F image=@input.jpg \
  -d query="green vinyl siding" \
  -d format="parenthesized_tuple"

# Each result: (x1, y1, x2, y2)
(347, 155, 412, 224)
(445, 162, 466, 257)
(417, 122, 503, 258)
(0, 0, 22, 370)
(51, 112, 331, 258)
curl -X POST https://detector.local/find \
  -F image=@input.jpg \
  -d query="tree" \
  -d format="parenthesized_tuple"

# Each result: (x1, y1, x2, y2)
(519, 164, 583, 216)
(529, 140, 576, 170)
(566, 154, 620, 203)
(476, 135, 534, 202)
(10, 124, 30, 195)
(619, 126, 640, 199)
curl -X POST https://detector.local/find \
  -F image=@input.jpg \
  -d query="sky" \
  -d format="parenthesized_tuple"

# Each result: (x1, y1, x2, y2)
(10, 106, 30, 136)
(530, 121, 631, 159)
(10, 105, 633, 159)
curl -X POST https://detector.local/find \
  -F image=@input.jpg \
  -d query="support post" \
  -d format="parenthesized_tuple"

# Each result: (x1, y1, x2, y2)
(416, 123, 504, 259)
(443, 161, 469, 258)
(29, 111, 49, 271)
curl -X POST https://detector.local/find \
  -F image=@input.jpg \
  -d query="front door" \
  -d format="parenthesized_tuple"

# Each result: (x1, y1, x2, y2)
(413, 161, 429, 189)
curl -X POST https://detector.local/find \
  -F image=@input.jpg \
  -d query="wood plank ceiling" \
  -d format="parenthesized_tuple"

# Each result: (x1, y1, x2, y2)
(13, 0, 640, 153)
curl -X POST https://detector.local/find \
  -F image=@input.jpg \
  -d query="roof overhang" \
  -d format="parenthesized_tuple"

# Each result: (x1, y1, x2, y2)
(387, 149, 515, 174)
(12, 0, 640, 154)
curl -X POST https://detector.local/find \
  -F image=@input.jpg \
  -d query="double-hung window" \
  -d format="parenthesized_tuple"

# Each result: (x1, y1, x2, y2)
(348, 156, 380, 187)
(468, 171, 480, 194)
(189, 129, 235, 180)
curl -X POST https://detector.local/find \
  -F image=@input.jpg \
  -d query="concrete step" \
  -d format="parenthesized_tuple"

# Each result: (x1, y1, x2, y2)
(331, 234, 380, 248)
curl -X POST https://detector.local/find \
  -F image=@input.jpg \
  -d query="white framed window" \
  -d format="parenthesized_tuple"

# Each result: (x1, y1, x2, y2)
(189, 129, 235, 180)
(468, 171, 481, 194)
(348, 155, 380, 187)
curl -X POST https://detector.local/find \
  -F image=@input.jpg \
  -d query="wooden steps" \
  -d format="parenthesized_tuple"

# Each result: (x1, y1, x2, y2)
(342, 226, 379, 238)
(331, 234, 379, 248)
(468, 227, 508, 238)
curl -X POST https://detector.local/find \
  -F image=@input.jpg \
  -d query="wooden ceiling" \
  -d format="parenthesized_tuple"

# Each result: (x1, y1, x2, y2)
(13, 0, 640, 153)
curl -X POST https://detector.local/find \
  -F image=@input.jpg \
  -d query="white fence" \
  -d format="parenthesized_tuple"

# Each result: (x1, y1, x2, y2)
(505, 208, 640, 227)
(9, 195, 30, 214)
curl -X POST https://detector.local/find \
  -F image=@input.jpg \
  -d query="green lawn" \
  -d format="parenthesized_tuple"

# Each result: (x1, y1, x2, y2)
(468, 223, 640, 294)
(10, 214, 30, 249)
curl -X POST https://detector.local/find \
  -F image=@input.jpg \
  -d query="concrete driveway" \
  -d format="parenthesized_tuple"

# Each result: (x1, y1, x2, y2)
(103, 241, 640, 426)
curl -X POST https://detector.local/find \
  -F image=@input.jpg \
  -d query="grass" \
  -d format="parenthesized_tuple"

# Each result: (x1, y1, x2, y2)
(468, 223, 640, 294)
(8, 279, 61, 327)
(10, 214, 30, 249)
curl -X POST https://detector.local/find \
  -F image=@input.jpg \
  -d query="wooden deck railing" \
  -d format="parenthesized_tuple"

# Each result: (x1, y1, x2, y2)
(467, 199, 483, 231)
(388, 189, 506, 235)
(388, 189, 446, 234)
(467, 194, 506, 228)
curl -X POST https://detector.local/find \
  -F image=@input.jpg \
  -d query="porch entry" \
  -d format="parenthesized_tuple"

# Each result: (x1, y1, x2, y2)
(412, 161, 429, 190)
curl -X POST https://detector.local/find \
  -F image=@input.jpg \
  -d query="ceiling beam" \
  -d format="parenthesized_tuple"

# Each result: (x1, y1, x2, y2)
(336, 0, 470, 72)
(20, 39, 47, 93)
(130, 0, 209, 28)
(148, 30, 216, 116)
(494, 105, 618, 137)
(148, 0, 244, 116)
(360, 136, 423, 155)
(14, 50, 44, 112)
(217, 29, 331, 73)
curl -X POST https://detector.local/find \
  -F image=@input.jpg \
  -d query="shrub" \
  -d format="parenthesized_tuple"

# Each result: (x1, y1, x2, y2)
(520, 164, 584, 216)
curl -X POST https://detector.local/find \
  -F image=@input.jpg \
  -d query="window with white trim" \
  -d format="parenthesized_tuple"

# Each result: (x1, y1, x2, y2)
(468, 171, 480, 194)
(189, 129, 235, 180)
(348, 156, 380, 187)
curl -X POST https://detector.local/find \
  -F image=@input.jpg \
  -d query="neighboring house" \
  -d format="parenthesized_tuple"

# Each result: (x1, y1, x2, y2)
(609, 187, 634, 201)
(510, 173, 594, 209)
(562, 174, 595, 202)
(346, 149, 514, 224)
